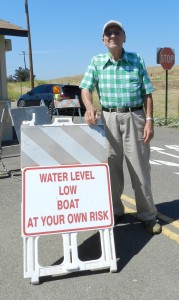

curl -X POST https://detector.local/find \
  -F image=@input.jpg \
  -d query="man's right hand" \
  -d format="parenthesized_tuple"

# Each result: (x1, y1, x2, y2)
(81, 89, 98, 125)
(84, 109, 98, 125)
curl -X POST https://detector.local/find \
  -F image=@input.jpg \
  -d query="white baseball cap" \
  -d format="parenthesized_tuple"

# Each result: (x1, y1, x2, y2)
(103, 20, 125, 35)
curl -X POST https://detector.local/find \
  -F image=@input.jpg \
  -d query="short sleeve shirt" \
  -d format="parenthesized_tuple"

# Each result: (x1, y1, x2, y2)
(80, 49, 154, 108)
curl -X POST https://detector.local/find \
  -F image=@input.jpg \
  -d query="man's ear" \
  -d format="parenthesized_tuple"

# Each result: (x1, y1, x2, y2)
(102, 37, 106, 46)
(123, 32, 126, 43)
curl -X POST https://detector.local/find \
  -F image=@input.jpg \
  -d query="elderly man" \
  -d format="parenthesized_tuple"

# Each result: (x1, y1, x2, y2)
(80, 20, 162, 235)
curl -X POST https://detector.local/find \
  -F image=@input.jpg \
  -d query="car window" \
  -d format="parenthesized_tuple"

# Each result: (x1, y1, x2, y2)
(45, 85, 54, 93)
(63, 85, 79, 91)
(31, 85, 46, 93)
(62, 85, 81, 99)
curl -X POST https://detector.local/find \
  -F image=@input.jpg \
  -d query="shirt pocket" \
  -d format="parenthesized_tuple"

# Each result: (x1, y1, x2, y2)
(128, 75, 140, 92)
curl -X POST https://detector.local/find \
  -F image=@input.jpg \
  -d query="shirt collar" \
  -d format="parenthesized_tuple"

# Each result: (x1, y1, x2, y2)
(103, 48, 129, 68)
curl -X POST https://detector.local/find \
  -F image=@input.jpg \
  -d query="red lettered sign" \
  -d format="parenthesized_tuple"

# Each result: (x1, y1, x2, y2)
(22, 164, 114, 236)
(159, 47, 175, 70)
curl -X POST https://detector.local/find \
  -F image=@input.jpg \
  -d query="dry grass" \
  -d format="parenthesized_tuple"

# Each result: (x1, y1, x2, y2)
(8, 65, 179, 118)
(51, 65, 179, 117)
(148, 65, 179, 118)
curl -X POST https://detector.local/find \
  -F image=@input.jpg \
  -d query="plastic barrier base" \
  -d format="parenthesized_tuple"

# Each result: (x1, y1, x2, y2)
(23, 229, 117, 284)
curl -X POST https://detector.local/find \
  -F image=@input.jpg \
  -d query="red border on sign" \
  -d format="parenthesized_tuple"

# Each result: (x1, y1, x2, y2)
(22, 163, 114, 236)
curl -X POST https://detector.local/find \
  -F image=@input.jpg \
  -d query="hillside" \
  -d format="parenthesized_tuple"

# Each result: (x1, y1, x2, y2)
(8, 65, 179, 118)
(51, 65, 179, 118)
(50, 65, 179, 86)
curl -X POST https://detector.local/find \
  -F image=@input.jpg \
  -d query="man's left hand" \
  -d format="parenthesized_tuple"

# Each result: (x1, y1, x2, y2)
(143, 121, 154, 144)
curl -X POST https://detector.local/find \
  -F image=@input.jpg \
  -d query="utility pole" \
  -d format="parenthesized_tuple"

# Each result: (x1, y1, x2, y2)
(24, 0, 34, 88)
(20, 51, 27, 69)
(20, 51, 29, 81)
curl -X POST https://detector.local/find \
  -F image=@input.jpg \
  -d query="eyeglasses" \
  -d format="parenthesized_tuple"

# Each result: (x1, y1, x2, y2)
(104, 29, 122, 37)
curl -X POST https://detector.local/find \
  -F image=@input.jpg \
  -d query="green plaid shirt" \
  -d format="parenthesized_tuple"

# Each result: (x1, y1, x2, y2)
(80, 49, 154, 108)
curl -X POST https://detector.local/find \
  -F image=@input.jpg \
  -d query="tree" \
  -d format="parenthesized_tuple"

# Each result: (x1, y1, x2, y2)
(13, 67, 30, 82)
(7, 75, 16, 82)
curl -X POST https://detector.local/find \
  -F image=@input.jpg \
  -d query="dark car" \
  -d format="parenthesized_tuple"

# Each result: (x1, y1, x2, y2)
(17, 83, 85, 116)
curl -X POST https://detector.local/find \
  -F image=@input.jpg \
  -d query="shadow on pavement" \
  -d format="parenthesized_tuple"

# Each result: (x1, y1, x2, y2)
(156, 199, 179, 223)
(40, 213, 153, 284)
(113, 213, 152, 272)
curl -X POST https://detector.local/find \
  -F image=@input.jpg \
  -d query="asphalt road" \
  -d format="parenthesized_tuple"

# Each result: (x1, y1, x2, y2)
(0, 123, 179, 300)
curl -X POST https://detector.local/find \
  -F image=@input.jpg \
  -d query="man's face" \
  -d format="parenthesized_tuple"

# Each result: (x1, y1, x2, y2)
(103, 26, 125, 50)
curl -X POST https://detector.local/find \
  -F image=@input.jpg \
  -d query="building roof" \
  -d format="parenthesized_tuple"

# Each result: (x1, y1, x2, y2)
(0, 19, 28, 37)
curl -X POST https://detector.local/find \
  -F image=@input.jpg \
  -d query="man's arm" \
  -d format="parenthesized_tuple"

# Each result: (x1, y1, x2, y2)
(143, 93, 154, 144)
(81, 89, 98, 125)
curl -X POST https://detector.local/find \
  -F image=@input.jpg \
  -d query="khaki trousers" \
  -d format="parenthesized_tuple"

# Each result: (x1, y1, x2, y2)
(102, 109, 158, 221)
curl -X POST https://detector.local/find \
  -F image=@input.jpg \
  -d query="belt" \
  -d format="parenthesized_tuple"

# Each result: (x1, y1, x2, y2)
(102, 106, 143, 113)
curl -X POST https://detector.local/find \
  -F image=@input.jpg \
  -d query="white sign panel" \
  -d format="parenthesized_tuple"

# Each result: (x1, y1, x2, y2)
(22, 163, 113, 236)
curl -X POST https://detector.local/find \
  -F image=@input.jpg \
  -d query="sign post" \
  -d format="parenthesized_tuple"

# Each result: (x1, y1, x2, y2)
(159, 47, 175, 124)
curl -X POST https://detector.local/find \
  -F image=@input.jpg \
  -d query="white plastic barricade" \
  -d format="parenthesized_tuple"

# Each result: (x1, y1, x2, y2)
(21, 118, 117, 284)
(11, 106, 52, 142)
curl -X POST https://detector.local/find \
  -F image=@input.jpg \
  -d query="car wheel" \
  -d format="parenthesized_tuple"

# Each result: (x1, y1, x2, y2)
(17, 99, 26, 107)
(48, 101, 57, 117)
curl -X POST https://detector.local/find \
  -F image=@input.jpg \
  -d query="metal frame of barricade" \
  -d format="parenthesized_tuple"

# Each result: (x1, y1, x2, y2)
(0, 108, 5, 141)
(0, 100, 11, 146)
(53, 97, 83, 123)
(0, 107, 9, 176)
(0, 102, 12, 177)
(21, 117, 117, 284)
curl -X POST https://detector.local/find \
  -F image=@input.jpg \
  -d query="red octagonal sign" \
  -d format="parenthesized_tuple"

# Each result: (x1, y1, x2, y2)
(159, 47, 175, 70)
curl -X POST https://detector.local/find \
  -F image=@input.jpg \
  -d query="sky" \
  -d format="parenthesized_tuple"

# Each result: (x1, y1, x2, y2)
(1, 0, 179, 80)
